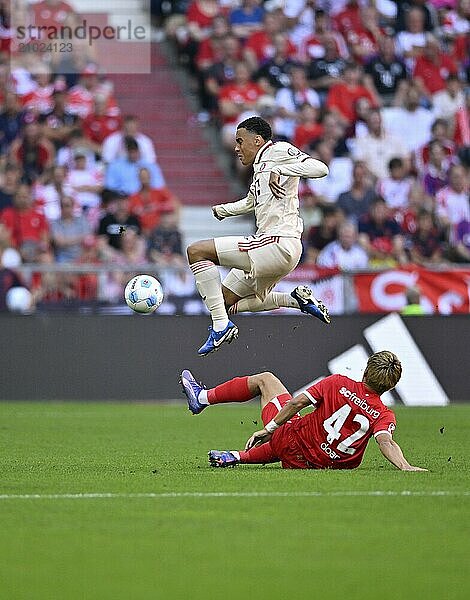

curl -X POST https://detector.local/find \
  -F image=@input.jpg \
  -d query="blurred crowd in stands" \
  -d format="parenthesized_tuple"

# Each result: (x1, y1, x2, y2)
(0, 0, 186, 310)
(1, 0, 470, 313)
(160, 0, 470, 270)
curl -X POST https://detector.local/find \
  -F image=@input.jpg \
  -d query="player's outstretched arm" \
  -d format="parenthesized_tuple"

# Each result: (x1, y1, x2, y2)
(245, 394, 312, 450)
(376, 433, 428, 471)
(213, 193, 255, 220)
(271, 156, 329, 180)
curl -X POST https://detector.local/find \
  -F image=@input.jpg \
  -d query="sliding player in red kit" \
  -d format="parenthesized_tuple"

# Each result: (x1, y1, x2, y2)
(181, 351, 427, 471)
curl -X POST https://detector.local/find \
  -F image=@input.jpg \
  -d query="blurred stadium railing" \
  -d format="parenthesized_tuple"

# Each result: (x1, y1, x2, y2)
(7, 263, 470, 315)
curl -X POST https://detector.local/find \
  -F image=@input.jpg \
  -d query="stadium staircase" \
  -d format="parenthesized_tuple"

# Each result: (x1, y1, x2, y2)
(74, 1, 253, 246)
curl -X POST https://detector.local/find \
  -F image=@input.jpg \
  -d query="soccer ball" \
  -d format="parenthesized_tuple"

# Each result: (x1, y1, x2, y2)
(124, 275, 164, 314)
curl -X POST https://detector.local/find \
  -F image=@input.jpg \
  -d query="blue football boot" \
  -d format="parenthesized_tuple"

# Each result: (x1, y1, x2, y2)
(291, 285, 331, 324)
(197, 320, 239, 356)
(180, 369, 206, 415)
(208, 450, 239, 468)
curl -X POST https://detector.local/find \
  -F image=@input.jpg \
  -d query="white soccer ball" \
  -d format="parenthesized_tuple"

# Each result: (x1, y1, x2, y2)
(6, 286, 33, 314)
(124, 275, 164, 314)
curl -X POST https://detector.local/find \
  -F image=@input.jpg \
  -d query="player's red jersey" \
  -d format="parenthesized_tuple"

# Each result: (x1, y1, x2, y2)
(272, 374, 396, 469)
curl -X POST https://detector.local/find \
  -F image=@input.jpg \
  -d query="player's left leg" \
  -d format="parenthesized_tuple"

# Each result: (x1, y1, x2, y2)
(229, 287, 331, 324)
(223, 238, 330, 324)
(180, 369, 288, 415)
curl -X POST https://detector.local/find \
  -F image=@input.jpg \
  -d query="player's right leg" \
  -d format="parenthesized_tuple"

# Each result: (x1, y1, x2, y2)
(180, 370, 288, 415)
(187, 238, 239, 355)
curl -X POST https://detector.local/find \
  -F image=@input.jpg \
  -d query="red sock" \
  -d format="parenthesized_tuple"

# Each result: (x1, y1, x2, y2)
(207, 376, 253, 405)
(239, 443, 278, 464)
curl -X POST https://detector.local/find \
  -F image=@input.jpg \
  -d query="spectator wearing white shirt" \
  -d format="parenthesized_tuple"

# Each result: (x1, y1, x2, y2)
(273, 65, 320, 141)
(377, 157, 414, 211)
(317, 220, 369, 270)
(381, 85, 434, 153)
(353, 108, 410, 179)
(432, 74, 466, 122)
(395, 6, 427, 69)
(435, 164, 470, 237)
(307, 140, 352, 203)
(34, 165, 67, 222)
(65, 150, 104, 212)
(102, 115, 157, 164)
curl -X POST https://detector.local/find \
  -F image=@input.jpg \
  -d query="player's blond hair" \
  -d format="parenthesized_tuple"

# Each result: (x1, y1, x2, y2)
(363, 351, 402, 395)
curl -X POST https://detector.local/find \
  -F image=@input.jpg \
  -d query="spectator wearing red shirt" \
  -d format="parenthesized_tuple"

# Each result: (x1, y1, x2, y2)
(201, 34, 242, 115)
(412, 34, 457, 97)
(9, 118, 55, 184)
(332, 0, 362, 39)
(346, 5, 384, 65)
(1, 183, 50, 258)
(244, 11, 297, 72)
(293, 103, 323, 152)
(82, 95, 123, 154)
(218, 61, 264, 150)
(184, 0, 222, 70)
(195, 15, 231, 71)
(415, 118, 456, 172)
(31, 0, 74, 29)
(301, 9, 348, 63)
(186, 0, 221, 43)
(326, 62, 380, 126)
(67, 64, 119, 120)
(405, 208, 447, 265)
(129, 167, 180, 236)
(20, 67, 57, 114)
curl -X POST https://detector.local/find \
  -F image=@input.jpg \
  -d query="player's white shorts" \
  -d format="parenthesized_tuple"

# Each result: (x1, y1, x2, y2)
(214, 235, 302, 300)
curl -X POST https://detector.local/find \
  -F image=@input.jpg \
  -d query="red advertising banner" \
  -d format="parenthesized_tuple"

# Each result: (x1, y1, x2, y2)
(354, 267, 470, 314)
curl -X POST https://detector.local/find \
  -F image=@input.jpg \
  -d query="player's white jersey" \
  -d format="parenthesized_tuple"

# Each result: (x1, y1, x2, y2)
(214, 141, 328, 238)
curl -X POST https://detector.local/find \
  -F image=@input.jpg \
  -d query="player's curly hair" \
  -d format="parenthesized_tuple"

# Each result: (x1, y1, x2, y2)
(237, 116, 272, 141)
(363, 351, 402, 395)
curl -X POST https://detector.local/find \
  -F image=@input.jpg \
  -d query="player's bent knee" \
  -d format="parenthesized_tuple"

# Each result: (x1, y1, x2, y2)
(187, 241, 205, 264)
(258, 371, 277, 386)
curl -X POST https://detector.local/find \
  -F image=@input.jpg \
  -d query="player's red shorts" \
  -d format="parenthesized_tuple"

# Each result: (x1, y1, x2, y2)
(262, 394, 312, 470)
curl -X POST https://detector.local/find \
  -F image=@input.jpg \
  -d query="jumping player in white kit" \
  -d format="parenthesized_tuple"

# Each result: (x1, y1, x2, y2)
(187, 116, 331, 356)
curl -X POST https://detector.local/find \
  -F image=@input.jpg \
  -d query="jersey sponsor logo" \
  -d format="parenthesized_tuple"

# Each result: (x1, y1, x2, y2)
(320, 442, 340, 460)
(287, 147, 301, 157)
(339, 386, 380, 419)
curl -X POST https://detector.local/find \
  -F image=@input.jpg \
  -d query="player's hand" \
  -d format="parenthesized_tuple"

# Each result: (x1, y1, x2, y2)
(212, 206, 224, 221)
(245, 428, 272, 450)
(269, 171, 286, 199)
(402, 465, 428, 472)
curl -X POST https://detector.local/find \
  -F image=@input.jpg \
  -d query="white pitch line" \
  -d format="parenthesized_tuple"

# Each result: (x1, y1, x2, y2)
(0, 491, 469, 500)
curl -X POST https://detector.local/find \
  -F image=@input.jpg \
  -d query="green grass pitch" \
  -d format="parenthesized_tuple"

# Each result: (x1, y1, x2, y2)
(0, 402, 469, 600)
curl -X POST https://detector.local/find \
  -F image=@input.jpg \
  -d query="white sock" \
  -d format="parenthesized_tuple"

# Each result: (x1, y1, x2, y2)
(198, 389, 209, 405)
(190, 261, 229, 331)
(229, 292, 299, 314)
